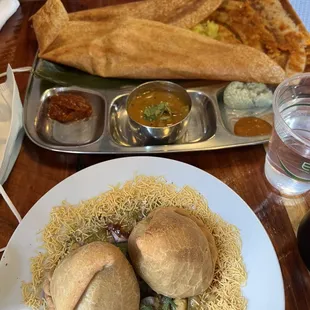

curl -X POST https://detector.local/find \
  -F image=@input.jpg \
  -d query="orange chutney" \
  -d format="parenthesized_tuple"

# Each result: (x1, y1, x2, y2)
(234, 117, 272, 137)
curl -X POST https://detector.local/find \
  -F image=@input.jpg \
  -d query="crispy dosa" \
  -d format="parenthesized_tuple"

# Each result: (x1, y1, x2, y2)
(128, 207, 218, 298)
(31, 0, 69, 54)
(32, 0, 285, 84)
(43, 242, 140, 310)
(69, 0, 309, 76)
(200, 0, 310, 76)
(69, 0, 224, 29)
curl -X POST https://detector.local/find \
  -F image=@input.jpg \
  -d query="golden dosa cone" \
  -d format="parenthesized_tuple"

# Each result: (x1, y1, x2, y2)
(32, 0, 285, 83)
(69, 0, 224, 29)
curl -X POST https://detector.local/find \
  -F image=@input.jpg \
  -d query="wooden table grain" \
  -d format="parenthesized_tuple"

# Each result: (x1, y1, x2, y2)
(1, 1, 310, 309)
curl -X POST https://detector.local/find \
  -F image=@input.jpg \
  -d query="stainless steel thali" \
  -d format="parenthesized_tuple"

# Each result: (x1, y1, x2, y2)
(23, 58, 271, 154)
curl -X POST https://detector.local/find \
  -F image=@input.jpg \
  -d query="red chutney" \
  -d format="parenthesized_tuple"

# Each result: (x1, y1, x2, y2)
(234, 117, 272, 137)
(48, 93, 92, 123)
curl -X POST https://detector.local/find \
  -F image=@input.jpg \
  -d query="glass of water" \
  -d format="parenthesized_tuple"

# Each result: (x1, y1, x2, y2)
(265, 73, 310, 195)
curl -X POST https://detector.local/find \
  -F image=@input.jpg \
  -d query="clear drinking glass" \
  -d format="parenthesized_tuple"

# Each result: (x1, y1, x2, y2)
(264, 73, 310, 195)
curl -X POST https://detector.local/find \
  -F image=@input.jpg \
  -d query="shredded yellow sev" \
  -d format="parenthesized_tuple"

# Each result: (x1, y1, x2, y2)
(22, 175, 247, 309)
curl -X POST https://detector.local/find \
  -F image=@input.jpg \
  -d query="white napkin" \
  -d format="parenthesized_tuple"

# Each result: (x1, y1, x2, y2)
(0, 0, 20, 31)
(0, 65, 29, 253)
(0, 65, 25, 185)
(290, 0, 310, 31)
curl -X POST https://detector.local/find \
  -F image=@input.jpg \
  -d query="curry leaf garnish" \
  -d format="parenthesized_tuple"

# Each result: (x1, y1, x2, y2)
(140, 305, 153, 310)
(143, 101, 171, 122)
(114, 242, 129, 256)
(161, 296, 177, 310)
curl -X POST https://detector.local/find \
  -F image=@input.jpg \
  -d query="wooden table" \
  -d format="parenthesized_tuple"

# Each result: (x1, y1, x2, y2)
(1, 1, 310, 309)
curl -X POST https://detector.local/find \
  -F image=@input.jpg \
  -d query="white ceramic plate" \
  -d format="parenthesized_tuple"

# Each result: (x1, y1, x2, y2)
(0, 157, 284, 310)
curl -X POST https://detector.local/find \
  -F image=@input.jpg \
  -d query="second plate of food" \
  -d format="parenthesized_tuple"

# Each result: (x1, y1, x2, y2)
(0, 157, 284, 310)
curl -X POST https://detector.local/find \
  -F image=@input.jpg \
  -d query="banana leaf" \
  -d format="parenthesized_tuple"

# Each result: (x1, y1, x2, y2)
(34, 59, 143, 89)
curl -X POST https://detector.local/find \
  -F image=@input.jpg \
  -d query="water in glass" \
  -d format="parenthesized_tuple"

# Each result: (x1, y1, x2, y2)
(265, 75, 310, 195)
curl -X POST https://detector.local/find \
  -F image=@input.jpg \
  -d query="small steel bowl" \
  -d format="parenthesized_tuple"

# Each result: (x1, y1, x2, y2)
(126, 81, 192, 144)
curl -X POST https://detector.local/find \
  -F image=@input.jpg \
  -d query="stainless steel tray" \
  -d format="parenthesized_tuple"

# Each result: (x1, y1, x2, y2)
(24, 60, 271, 154)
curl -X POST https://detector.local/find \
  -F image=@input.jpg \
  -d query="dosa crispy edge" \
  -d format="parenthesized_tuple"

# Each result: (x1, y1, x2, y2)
(69, 0, 224, 29)
(32, 0, 285, 83)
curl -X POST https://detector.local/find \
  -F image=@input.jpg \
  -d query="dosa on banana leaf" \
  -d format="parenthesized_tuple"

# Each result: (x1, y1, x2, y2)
(69, 0, 310, 77)
(31, 0, 285, 83)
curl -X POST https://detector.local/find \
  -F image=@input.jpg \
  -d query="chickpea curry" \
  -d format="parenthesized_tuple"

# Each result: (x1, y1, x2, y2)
(127, 90, 190, 127)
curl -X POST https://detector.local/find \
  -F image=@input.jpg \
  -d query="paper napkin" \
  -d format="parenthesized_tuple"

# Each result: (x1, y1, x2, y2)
(0, 0, 20, 31)
(0, 65, 24, 185)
